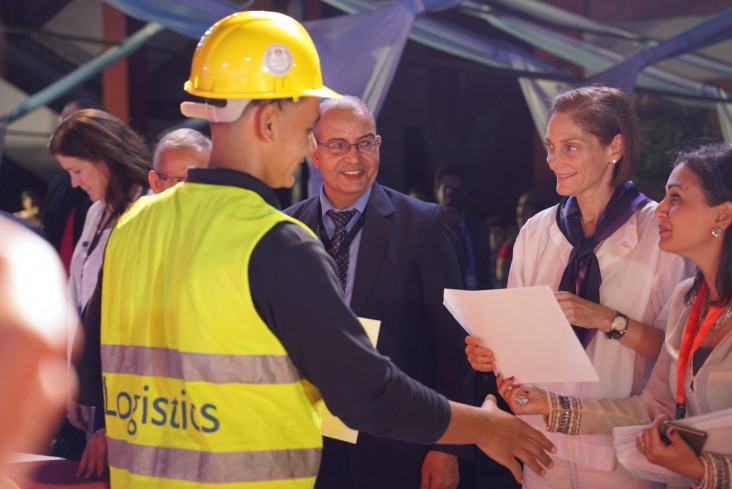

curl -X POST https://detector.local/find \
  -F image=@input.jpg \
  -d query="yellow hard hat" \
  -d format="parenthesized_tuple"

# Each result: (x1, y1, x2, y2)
(184, 11, 340, 101)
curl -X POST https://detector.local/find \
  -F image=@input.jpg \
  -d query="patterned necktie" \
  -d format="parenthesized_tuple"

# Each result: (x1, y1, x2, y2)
(327, 209, 358, 291)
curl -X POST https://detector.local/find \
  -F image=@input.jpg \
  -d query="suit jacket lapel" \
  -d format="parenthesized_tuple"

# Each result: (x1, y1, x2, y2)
(351, 184, 393, 315)
(292, 199, 321, 234)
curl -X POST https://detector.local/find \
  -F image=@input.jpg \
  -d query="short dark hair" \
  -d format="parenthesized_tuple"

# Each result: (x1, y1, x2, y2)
(49, 109, 151, 218)
(550, 85, 639, 188)
(676, 142, 732, 306)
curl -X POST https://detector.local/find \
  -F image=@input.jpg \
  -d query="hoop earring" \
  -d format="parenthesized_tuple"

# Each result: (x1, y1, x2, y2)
(712, 226, 723, 238)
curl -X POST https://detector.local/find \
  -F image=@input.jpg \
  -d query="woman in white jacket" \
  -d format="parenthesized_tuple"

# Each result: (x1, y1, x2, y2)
(497, 142, 732, 489)
(466, 86, 692, 488)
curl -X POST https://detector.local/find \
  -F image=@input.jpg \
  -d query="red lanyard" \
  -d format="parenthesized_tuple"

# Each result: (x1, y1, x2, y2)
(676, 281, 724, 419)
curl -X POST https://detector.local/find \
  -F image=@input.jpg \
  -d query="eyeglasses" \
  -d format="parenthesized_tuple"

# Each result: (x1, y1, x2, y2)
(154, 171, 185, 184)
(316, 136, 381, 156)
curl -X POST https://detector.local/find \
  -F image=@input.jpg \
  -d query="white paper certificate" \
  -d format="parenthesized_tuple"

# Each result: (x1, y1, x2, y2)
(444, 286, 598, 384)
(321, 317, 381, 444)
(614, 407, 732, 485)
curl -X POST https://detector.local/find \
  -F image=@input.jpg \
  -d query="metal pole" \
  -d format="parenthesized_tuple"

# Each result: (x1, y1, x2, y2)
(0, 22, 164, 125)
(0, 22, 164, 188)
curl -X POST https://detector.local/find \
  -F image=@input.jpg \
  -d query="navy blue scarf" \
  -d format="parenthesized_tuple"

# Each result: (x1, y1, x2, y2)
(556, 182, 651, 348)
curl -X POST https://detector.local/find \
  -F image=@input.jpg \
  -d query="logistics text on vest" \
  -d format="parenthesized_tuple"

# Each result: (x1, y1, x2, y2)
(103, 375, 220, 436)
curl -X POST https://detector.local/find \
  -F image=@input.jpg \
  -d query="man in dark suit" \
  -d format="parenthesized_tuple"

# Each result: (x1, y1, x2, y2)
(286, 96, 473, 489)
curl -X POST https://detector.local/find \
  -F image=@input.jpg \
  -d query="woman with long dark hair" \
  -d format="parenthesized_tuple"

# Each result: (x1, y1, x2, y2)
(49, 109, 150, 435)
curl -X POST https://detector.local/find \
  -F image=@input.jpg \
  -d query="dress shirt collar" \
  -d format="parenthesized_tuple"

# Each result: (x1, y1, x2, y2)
(318, 186, 371, 218)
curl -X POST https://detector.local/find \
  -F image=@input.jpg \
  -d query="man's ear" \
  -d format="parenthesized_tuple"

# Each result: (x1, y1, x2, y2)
(148, 170, 160, 194)
(310, 148, 321, 170)
(253, 103, 278, 142)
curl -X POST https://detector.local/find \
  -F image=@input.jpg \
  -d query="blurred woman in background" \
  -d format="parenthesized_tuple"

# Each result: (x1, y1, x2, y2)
(48, 108, 150, 443)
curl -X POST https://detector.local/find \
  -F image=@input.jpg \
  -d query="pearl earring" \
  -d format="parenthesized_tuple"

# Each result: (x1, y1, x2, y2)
(712, 226, 723, 238)
(611, 159, 617, 164)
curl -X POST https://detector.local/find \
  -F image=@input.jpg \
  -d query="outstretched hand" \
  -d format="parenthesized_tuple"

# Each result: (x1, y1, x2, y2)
(465, 336, 496, 372)
(496, 373, 549, 416)
(477, 395, 555, 483)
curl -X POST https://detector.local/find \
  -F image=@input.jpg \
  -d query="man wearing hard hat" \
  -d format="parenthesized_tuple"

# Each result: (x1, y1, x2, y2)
(96, 11, 555, 488)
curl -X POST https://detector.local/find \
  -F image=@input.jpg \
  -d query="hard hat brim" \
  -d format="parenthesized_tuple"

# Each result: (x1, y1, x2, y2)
(299, 86, 342, 100)
(180, 99, 252, 123)
(184, 83, 342, 101)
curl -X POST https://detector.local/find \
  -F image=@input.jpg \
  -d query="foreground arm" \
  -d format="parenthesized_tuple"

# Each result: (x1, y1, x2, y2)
(0, 217, 72, 463)
(251, 224, 555, 483)
(439, 397, 555, 483)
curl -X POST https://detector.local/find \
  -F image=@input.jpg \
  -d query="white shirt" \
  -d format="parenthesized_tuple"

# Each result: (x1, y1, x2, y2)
(579, 276, 732, 426)
(68, 201, 110, 315)
(510, 201, 694, 471)
(67, 190, 150, 361)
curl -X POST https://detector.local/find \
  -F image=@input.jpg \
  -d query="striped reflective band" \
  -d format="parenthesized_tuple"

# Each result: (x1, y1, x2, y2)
(108, 438, 321, 483)
(101, 345, 300, 384)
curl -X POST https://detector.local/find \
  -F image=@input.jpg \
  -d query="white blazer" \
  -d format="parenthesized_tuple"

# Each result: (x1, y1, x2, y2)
(510, 200, 694, 471)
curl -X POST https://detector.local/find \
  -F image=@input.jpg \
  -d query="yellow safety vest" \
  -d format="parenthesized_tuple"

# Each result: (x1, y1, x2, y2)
(101, 182, 322, 489)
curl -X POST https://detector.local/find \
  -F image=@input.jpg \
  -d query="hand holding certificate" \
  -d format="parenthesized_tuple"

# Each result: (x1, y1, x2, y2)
(614, 407, 732, 485)
(444, 286, 598, 384)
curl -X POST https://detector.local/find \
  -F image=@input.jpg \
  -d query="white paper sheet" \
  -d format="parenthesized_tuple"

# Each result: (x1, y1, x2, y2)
(614, 407, 732, 485)
(444, 286, 598, 384)
(321, 317, 381, 444)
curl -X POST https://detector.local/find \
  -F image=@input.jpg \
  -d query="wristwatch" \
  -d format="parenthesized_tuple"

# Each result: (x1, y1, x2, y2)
(606, 311, 629, 340)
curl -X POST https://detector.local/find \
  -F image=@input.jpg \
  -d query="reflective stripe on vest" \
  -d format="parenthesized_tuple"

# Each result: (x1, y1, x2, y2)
(108, 438, 321, 483)
(101, 345, 300, 384)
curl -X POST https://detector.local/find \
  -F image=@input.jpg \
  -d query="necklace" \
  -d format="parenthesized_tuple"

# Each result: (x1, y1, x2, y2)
(709, 304, 732, 334)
